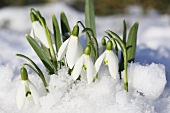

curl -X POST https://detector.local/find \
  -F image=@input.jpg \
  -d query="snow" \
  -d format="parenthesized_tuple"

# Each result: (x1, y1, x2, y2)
(125, 63, 166, 100)
(0, 1, 170, 113)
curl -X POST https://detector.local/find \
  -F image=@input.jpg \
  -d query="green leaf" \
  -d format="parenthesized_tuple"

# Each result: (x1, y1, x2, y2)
(52, 14, 62, 53)
(119, 20, 127, 75)
(85, 0, 96, 43)
(123, 20, 127, 44)
(126, 22, 138, 63)
(41, 44, 52, 61)
(26, 34, 54, 74)
(60, 11, 71, 42)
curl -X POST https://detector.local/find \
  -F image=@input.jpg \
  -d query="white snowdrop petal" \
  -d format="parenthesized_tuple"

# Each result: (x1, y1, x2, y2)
(95, 51, 106, 72)
(72, 55, 84, 80)
(86, 56, 96, 84)
(77, 40, 83, 59)
(81, 69, 87, 81)
(28, 81, 40, 106)
(57, 38, 70, 61)
(16, 82, 26, 110)
(66, 36, 81, 68)
(32, 21, 49, 48)
(107, 50, 119, 79)
(30, 28, 34, 38)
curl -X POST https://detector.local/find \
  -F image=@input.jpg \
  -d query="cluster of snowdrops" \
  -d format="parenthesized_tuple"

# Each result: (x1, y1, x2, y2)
(16, 8, 138, 110)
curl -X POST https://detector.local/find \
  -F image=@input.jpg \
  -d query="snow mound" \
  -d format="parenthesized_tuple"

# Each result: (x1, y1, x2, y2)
(127, 63, 166, 100)
(0, 64, 167, 113)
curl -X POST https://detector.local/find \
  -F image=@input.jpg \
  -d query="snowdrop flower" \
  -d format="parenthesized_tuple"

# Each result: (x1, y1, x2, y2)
(95, 40, 119, 79)
(72, 45, 96, 84)
(30, 12, 52, 48)
(16, 67, 39, 110)
(57, 23, 83, 69)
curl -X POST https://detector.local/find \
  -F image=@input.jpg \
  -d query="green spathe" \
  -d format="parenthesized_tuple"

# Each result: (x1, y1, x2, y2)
(106, 40, 112, 50)
(30, 12, 38, 22)
(84, 45, 91, 55)
(71, 23, 79, 36)
(101, 38, 106, 45)
(20, 67, 28, 81)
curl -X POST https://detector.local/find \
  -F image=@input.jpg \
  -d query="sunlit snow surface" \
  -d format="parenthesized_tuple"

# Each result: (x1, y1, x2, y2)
(0, 2, 170, 113)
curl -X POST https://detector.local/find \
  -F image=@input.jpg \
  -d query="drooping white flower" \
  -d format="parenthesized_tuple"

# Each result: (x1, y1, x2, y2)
(72, 45, 96, 84)
(30, 20, 50, 48)
(16, 67, 39, 110)
(95, 40, 119, 79)
(30, 12, 53, 48)
(57, 24, 83, 69)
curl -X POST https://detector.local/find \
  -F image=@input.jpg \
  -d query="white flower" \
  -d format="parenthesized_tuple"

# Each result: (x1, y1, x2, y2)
(57, 24, 83, 69)
(72, 45, 96, 84)
(95, 41, 119, 79)
(72, 54, 96, 84)
(30, 21, 50, 48)
(16, 80, 39, 110)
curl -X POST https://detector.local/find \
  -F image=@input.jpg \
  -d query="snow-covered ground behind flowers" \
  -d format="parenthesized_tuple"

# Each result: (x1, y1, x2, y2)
(0, 2, 170, 113)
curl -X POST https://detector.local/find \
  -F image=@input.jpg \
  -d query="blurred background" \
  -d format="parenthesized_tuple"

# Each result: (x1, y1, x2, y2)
(0, 0, 170, 15)
(0, 0, 169, 66)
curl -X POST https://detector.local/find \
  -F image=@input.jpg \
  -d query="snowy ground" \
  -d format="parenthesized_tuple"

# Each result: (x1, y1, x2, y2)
(0, 2, 170, 113)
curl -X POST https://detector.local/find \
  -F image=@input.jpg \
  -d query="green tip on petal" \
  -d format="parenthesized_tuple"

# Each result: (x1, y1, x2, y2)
(20, 66, 28, 81)
(30, 12, 38, 22)
(84, 44, 91, 55)
(106, 40, 113, 50)
(83, 65, 87, 70)
(104, 60, 108, 65)
(101, 38, 106, 45)
(71, 23, 79, 36)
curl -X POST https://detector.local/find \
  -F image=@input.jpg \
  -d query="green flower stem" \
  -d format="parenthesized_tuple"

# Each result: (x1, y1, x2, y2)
(103, 36, 110, 40)
(80, 26, 99, 60)
(23, 63, 39, 75)
(106, 30, 128, 92)
(110, 38, 118, 56)
(16, 54, 49, 92)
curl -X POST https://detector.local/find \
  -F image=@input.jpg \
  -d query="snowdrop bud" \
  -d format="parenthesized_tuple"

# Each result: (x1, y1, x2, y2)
(20, 67, 28, 81)
(84, 45, 91, 55)
(30, 12, 38, 22)
(71, 23, 79, 36)
(101, 38, 106, 45)
(106, 40, 113, 50)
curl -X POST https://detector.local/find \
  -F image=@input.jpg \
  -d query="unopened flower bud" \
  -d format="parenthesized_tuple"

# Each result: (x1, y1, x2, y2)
(106, 40, 113, 50)
(101, 38, 106, 45)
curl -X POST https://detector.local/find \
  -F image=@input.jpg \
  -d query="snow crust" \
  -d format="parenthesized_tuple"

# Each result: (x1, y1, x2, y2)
(0, 1, 170, 113)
